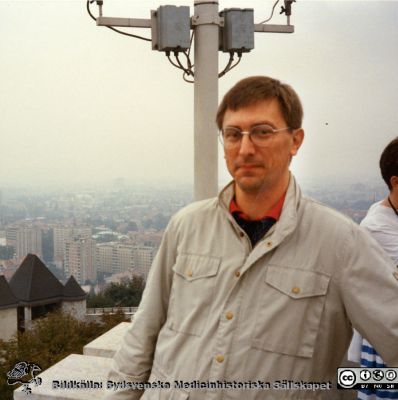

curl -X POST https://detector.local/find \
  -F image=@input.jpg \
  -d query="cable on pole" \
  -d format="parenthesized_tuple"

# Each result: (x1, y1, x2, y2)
(175, 52, 193, 76)
(181, 50, 194, 72)
(165, 49, 195, 83)
(166, 52, 183, 70)
(86, 0, 151, 42)
(165, 48, 243, 83)
(187, 31, 194, 59)
(258, 0, 280, 24)
(227, 52, 242, 72)
(219, 52, 242, 77)
(183, 71, 194, 84)
(218, 52, 235, 78)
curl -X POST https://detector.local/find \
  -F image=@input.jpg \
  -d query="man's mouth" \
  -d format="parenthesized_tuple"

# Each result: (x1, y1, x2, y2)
(237, 164, 262, 169)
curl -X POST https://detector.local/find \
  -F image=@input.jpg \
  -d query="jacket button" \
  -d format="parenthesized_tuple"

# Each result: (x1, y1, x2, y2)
(186, 270, 193, 277)
(291, 286, 300, 294)
(235, 271, 241, 278)
(225, 312, 233, 320)
(215, 355, 225, 363)
(266, 241, 273, 248)
(239, 232, 244, 237)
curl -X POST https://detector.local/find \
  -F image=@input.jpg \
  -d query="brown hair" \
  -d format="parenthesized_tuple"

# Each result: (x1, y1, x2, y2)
(216, 76, 303, 130)
(380, 137, 398, 190)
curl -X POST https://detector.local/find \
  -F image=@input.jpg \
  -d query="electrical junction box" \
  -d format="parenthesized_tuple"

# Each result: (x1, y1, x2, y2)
(155, 5, 190, 52)
(220, 8, 254, 53)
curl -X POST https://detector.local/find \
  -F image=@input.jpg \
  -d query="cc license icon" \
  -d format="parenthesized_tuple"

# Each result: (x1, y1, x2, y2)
(360, 370, 371, 381)
(373, 370, 384, 381)
(386, 370, 397, 381)
(339, 369, 356, 388)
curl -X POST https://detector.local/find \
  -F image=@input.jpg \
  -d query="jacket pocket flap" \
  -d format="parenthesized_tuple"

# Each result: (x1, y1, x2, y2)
(173, 253, 221, 281)
(265, 265, 330, 298)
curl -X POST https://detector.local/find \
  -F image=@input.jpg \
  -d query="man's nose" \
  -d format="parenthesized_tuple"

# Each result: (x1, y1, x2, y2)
(238, 133, 256, 155)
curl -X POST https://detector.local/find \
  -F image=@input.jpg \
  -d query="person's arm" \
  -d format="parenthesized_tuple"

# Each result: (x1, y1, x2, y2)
(103, 219, 178, 400)
(340, 225, 398, 367)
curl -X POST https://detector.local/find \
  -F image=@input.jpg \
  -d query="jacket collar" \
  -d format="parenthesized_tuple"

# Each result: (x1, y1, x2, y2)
(218, 172, 301, 246)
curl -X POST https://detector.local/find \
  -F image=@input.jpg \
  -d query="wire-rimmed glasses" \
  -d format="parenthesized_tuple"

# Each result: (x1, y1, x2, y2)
(219, 124, 291, 148)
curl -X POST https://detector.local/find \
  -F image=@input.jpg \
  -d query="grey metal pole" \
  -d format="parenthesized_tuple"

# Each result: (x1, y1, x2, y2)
(193, 0, 219, 201)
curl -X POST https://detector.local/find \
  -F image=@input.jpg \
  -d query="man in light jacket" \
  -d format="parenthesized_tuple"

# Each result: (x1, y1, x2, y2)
(104, 76, 398, 400)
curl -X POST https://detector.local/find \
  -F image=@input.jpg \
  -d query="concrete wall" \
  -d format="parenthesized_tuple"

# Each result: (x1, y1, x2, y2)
(0, 307, 17, 341)
(24, 306, 32, 330)
(61, 300, 86, 321)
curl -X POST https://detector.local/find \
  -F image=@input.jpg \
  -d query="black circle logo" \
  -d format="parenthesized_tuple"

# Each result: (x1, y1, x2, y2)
(360, 370, 371, 381)
(386, 370, 397, 381)
(339, 369, 356, 388)
(373, 370, 384, 381)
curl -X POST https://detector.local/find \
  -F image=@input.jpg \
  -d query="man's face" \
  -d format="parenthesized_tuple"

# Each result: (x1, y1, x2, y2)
(222, 99, 304, 195)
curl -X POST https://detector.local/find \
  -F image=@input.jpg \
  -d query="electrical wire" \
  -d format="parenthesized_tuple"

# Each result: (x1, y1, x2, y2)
(87, 0, 97, 21)
(162, 15, 244, 82)
(167, 49, 243, 82)
(86, 0, 151, 42)
(180, 31, 195, 78)
(166, 53, 183, 70)
(258, 0, 280, 24)
(175, 52, 193, 76)
(106, 26, 151, 41)
(227, 53, 242, 72)
(218, 52, 235, 78)
(183, 71, 194, 84)
(166, 50, 194, 83)
(87, 0, 247, 83)
(87, 0, 245, 83)
(187, 31, 194, 59)
(181, 50, 194, 72)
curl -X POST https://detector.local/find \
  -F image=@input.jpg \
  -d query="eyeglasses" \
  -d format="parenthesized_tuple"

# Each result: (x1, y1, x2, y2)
(219, 124, 291, 148)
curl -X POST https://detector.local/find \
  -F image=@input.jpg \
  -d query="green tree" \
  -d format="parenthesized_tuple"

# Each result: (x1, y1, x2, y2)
(87, 275, 145, 308)
(0, 311, 127, 400)
(101, 309, 129, 331)
(129, 275, 144, 306)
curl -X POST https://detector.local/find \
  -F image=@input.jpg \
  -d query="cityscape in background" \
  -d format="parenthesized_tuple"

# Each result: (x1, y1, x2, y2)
(0, 180, 192, 292)
(0, 178, 388, 291)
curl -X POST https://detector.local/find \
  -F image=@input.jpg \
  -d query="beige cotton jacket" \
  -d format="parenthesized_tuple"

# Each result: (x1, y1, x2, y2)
(104, 174, 398, 400)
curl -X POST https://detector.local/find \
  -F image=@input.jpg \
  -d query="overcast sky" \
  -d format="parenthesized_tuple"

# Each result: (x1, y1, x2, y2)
(1, 0, 397, 190)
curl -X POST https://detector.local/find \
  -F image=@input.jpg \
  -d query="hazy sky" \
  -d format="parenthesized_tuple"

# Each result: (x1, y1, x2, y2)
(1, 0, 397, 190)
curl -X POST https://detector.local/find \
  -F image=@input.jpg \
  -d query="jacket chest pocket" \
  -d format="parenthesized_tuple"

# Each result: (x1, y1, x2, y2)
(141, 365, 189, 400)
(251, 265, 330, 358)
(168, 253, 221, 336)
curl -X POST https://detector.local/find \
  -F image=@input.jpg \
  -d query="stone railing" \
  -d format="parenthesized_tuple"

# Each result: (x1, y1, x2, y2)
(86, 307, 138, 315)
(13, 322, 130, 399)
(13, 321, 357, 400)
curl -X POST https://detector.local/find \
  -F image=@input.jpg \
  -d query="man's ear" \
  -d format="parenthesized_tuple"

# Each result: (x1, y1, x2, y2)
(390, 175, 398, 189)
(290, 128, 304, 157)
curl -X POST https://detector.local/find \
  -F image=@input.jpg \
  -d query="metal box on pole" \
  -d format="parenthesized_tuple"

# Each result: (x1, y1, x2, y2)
(156, 5, 190, 52)
(220, 8, 254, 53)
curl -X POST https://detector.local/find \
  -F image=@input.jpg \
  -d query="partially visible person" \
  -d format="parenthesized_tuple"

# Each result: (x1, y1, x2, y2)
(348, 137, 398, 400)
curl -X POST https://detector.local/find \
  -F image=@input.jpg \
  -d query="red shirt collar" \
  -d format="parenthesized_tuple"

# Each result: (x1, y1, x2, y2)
(230, 192, 286, 221)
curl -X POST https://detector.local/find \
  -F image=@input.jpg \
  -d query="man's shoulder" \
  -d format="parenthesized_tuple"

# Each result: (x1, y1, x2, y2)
(299, 195, 358, 236)
(361, 201, 398, 233)
(296, 196, 376, 259)
(171, 197, 220, 224)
